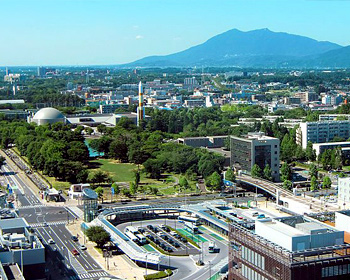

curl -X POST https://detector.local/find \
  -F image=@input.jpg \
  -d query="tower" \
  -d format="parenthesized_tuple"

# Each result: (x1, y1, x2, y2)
(137, 81, 145, 126)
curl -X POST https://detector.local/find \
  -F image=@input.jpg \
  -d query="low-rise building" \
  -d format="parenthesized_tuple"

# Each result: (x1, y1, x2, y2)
(229, 215, 350, 280)
(338, 177, 350, 205)
(177, 136, 227, 148)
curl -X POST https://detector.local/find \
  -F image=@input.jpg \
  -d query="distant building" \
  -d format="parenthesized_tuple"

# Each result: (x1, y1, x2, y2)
(294, 91, 319, 103)
(177, 136, 227, 148)
(319, 114, 350, 121)
(184, 99, 205, 107)
(296, 121, 350, 149)
(230, 132, 280, 181)
(322, 94, 343, 105)
(37, 66, 46, 77)
(283, 97, 301, 105)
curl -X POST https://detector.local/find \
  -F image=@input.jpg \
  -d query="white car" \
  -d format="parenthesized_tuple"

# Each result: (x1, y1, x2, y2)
(48, 239, 55, 244)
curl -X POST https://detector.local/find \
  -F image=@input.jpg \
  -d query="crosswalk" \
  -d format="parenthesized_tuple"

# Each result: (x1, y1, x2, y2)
(69, 271, 110, 279)
(29, 220, 67, 228)
(17, 204, 44, 209)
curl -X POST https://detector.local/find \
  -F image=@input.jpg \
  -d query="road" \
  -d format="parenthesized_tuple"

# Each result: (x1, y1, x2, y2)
(1, 152, 110, 280)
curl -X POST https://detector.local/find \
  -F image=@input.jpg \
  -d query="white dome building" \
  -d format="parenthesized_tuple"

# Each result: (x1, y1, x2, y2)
(32, 107, 66, 125)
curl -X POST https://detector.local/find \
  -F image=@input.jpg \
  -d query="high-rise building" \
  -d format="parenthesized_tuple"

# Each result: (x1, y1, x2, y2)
(137, 81, 145, 126)
(230, 132, 280, 181)
(296, 120, 350, 149)
(37, 66, 46, 77)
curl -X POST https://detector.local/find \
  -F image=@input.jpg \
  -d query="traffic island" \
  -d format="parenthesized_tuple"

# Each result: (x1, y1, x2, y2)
(144, 269, 173, 280)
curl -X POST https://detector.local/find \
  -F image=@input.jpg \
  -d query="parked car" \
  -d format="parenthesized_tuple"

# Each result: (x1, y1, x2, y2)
(48, 239, 55, 244)
(79, 245, 87, 250)
(72, 249, 79, 256)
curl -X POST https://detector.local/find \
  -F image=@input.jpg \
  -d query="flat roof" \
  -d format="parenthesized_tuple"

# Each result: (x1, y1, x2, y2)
(257, 219, 304, 237)
(0, 218, 28, 230)
(313, 141, 350, 147)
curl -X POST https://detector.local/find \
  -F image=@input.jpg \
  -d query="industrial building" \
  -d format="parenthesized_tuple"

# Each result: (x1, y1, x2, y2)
(296, 120, 350, 149)
(229, 215, 350, 280)
(230, 133, 280, 181)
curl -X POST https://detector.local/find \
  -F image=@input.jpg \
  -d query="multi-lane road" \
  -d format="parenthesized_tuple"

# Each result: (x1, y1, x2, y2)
(1, 155, 110, 280)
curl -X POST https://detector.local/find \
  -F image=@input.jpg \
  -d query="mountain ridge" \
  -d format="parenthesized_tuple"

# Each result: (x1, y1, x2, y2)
(124, 28, 347, 68)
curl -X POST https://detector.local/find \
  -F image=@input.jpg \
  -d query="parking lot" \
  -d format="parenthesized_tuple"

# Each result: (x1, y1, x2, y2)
(118, 219, 201, 256)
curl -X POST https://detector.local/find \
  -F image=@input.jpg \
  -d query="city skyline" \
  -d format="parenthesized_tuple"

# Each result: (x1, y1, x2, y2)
(2, 0, 350, 66)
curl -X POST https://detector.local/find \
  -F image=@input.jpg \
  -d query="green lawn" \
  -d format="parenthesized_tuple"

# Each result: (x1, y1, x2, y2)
(90, 159, 143, 182)
(177, 229, 208, 243)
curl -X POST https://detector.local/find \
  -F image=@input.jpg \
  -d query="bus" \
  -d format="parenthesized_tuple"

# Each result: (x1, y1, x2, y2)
(184, 221, 199, 234)
(208, 241, 216, 253)
(124, 231, 138, 243)
(125, 226, 139, 234)
(136, 234, 147, 245)
(178, 216, 200, 226)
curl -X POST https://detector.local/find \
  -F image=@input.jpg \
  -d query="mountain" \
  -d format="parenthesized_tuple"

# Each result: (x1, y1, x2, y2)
(126, 28, 342, 67)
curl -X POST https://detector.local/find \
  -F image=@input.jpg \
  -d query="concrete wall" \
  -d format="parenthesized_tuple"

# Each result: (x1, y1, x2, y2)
(335, 212, 350, 232)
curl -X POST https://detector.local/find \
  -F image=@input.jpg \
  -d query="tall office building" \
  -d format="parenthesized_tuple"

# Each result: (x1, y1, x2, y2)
(296, 121, 350, 149)
(137, 81, 145, 126)
(230, 132, 280, 181)
(37, 66, 46, 77)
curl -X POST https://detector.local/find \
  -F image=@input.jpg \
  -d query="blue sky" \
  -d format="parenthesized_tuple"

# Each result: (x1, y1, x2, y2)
(1, 0, 350, 66)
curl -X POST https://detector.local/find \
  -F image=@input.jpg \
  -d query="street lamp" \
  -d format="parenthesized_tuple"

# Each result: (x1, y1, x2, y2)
(145, 254, 148, 276)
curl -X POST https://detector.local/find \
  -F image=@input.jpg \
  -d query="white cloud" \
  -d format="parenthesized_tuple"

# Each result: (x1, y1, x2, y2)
(135, 35, 144, 40)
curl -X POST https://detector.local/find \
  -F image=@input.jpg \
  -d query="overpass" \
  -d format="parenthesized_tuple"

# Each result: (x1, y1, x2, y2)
(237, 174, 339, 214)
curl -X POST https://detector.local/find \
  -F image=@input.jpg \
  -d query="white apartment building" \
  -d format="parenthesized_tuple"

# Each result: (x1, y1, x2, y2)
(338, 177, 350, 205)
(296, 120, 350, 149)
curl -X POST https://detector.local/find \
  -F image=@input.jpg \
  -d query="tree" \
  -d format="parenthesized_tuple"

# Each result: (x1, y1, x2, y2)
(88, 170, 111, 185)
(309, 163, 318, 179)
(305, 141, 316, 162)
(280, 162, 292, 181)
(283, 180, 293, 190)
(143, 158, 162, 179)
(179, 176, 189, 191)
(85, 226, 110, 248)
(322, 176, 332, 189)
(134, 170, 141, 187)
(95, 187, 104, 202)
(225, 168, 235, 182)
(112, 183, 120, 196)
(263, 164, 272, 181)
(0, 156, 6, 171)
(310, 176, 318, 191)
(251, 164, 262, 178)
(130, 182, 137, 195)
(205, 171, 222, 190)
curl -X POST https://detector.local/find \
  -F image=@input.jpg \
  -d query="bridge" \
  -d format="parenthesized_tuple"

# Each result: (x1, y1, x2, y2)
(237, 174, 339, 214)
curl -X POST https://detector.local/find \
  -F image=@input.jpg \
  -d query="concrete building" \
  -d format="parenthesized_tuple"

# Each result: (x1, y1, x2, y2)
(29, 107, 66, 125)
(177, 136, 227, 148)
(230, 132, 280, 181)
(338, 177, 350, 205)
(322, 94, 343, 106)
(294, 91, 319, 103)
(229, 215, 350, 280)
(0, 218, 45, 279)
(296, 121, 350, 149)
(319, 114, 350, 121)
(313, 141, 350, 156)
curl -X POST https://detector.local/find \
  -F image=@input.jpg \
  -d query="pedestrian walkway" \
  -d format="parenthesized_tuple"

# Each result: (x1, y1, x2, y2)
(71, 271, 110, 279)
(17, 204, 45, 209)
(29, 221, 67, 228)
(66, 206, 84, 219)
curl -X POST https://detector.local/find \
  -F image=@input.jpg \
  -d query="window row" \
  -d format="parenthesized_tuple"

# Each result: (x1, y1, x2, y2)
(322, 264, 350, 278)
(242, 264, 268, 280)
(241, 245, 265, 270)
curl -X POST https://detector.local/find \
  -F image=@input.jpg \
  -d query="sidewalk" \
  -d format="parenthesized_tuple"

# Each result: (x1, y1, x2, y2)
(66, 222, 153, 280)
